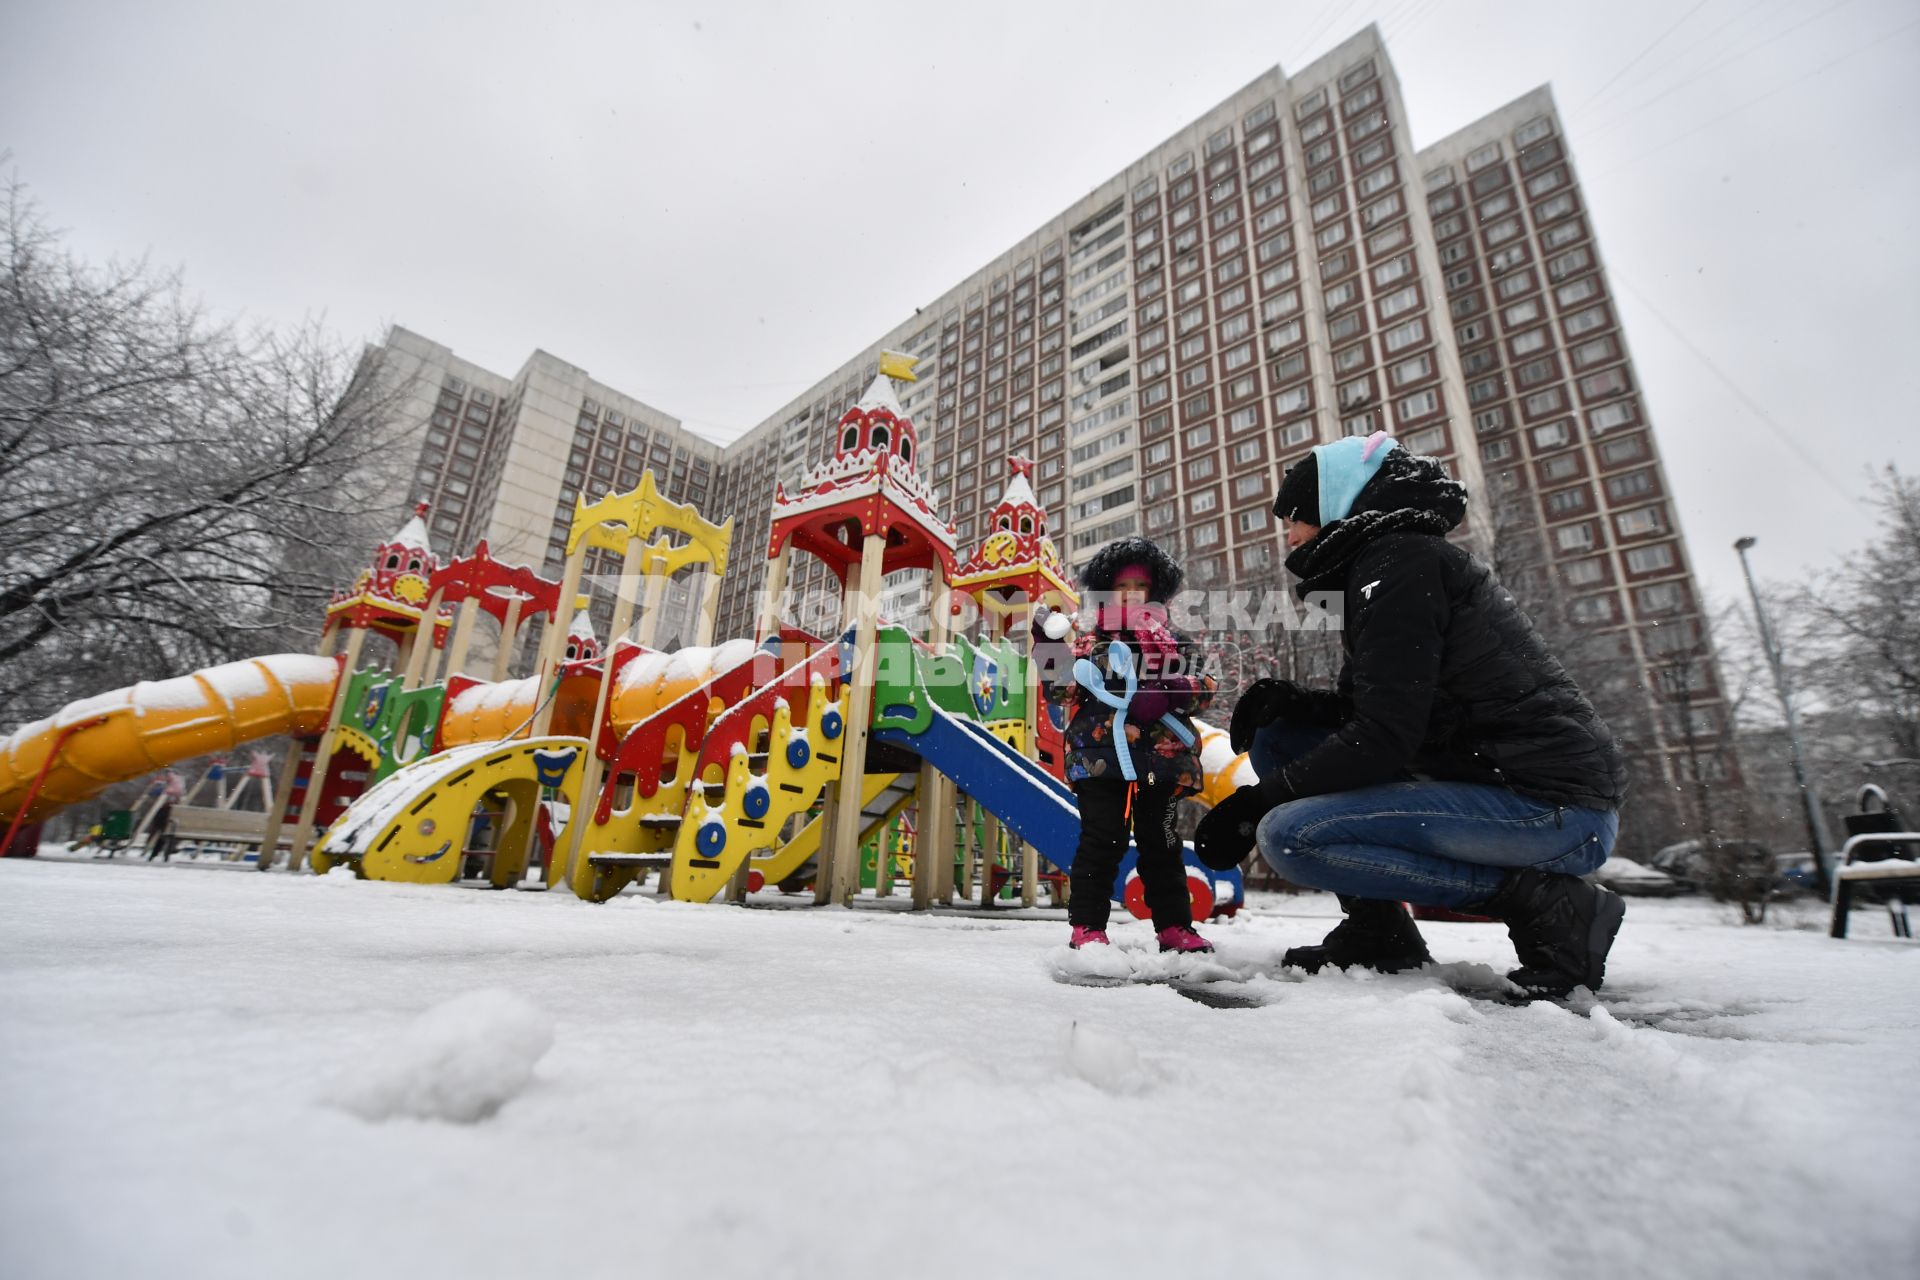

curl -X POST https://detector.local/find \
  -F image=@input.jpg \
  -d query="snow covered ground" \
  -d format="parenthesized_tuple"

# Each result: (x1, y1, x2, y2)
(1, 855, 1916, 1280)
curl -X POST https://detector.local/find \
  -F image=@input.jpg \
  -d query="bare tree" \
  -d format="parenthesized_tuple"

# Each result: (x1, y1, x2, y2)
(1788, 467, 1920, 763)
(0, 174, 409, 726)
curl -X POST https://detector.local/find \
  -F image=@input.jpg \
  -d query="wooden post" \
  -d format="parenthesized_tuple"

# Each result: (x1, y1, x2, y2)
(695, 567, 724, 647)
(401, 588, 445, 690)
(755, 545, 791, 646)
(492, 596, 525, 683)
(532, 541, 589, 737)
(443, 597, 481, 681)
(913, 573, 957, 909)
(633, 546, 670, 649)
(286, 625, 368, 873)
(257, 618, 340, 870)
(824, 535, 885, 907)
(1019, 615, 1044, 909)
(555, 536, 647, 890)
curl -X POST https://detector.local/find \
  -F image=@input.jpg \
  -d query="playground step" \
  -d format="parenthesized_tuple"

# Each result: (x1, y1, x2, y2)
(637, 814, 683, 828)
(586, 852, 674, 869)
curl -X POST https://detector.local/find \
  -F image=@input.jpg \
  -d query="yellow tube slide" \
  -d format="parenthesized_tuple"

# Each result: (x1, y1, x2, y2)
(0, 654, 341, 823)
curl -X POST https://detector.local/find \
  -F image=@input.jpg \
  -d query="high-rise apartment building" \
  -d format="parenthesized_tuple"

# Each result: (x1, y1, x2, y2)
(350, 25, 1729, 803)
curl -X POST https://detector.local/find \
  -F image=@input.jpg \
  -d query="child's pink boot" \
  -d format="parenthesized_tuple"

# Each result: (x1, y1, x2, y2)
(1156, 924, 1214, 954)
(1069, 925, 1111, 949)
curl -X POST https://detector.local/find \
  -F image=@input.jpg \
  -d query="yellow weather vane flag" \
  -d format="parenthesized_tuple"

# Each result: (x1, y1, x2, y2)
(878, 350, 919, 382)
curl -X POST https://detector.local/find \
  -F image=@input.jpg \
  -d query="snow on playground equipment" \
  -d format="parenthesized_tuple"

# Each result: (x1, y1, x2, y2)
(0, 654, 342, 829)
(4, 358, 1260, 925)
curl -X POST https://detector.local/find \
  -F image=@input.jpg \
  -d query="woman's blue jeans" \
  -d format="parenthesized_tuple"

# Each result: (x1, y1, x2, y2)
(1249, 721, 1618, 909)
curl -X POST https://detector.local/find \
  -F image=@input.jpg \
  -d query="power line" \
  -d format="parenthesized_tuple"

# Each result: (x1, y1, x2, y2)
(1579, 0, 1865, 140)
(1584, 12, 1920, 181)
(1571, 0, 1713, 118)
(1610, 271, 1853, 504)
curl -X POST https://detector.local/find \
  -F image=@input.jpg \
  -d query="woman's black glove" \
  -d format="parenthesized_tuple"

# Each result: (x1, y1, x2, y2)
(1229, 678, 1318, 753)
(1193, 775, 1297, 871)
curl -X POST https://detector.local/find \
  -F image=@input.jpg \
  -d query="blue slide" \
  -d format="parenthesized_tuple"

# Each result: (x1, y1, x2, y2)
(872, 704, 1244, 909)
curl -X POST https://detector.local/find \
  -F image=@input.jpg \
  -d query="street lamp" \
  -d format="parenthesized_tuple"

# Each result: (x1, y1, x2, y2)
(1735, 536, 1835, 894)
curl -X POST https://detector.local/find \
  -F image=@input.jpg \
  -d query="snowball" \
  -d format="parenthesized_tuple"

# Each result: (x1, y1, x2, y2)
(329, 990, 554, 1124)
(1061, 1021, 1150, 1095)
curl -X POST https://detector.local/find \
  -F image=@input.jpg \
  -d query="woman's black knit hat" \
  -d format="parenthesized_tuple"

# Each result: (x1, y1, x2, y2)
(1079, 536, 1184, 602)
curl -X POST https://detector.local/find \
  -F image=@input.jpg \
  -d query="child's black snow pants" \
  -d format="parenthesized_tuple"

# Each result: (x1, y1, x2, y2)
(1068, 776, 1192, 932)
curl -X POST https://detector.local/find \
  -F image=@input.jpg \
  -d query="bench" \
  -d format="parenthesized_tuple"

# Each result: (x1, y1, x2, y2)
(166, 805, 288, 860)
(1828, 831, 1920, 939)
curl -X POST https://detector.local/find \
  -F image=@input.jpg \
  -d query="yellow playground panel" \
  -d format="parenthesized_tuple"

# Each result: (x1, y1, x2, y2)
(312, 737, 589, 886)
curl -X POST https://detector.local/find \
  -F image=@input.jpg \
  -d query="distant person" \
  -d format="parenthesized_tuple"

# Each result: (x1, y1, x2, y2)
(1032, 538, 1216, 954)
(1194, 433, 1630, 999)
(144, 799, 175, 863)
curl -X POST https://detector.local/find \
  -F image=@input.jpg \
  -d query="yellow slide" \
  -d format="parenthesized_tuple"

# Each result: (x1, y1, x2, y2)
(0, 654, 341, 824)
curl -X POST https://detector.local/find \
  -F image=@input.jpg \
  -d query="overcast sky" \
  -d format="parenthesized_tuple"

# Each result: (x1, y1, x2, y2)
(4, 0, 1916, 606)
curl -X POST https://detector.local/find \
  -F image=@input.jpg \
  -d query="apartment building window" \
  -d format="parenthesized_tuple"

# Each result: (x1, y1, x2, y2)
(1183, 391, 1213, 418)
(1468, 378, 1502, 406)
(1474, 407, 1509, 434)
(1638, 582, 1685, 614)
(1316, 221, 1350, 251)
(1625, 543, 1676, 574)
(1278, 420, 1315, 448)
(1220, 312, 1252, 342)
(1187, 456, 1218, 483)
(1329, 310, 1366, 342)
(1532, 420, 1573, 451)
(1515, 115, 1555, 148)
(1564, 305, 1610, 338)
(1396, 389, 1439, 422)
(1548, 247, 1593, 281)
(1524, 388, 1567, 417)
(1556, 523, 1596, 552)
(1325, 280, 1358, 310)
(1367, 222, 1409, 257)
(1496, 270, 1537, 302)
(1228, 405, 1260, 434)
(1598, 433, 1648, 467)
(1180, 364, 1209, 390)
(1510, 327, 1548, 357)
(1189, 489, 1219, 516)
(1373, 255, 1412, 288)
(1362, 193, 1403, 227)
(1542, 219, 1585, 250)
(1556, 278, 1599, 309)
(1261, 291, 1302, 325)
(1378, 285, 1419, 318)
(1490, 245, 1529, 274)
(1391, 353, 1433, 387)
(1482, 437, 1515, 463)
(1466, 142, 1502, 172)
(1273, 386, 1310, 416)
(1571, 336, 1619, 370)
(1615, 506, 1665, 538)
(1271, 351, 1307, 383)
(1564, 557, 1606, 587)
(1545, 486, 1590, 517)
(1357, 165, 1396, 198)
(1571, 594, 1616, 625)
(1580, 368, 1631, 402)
(1605, 469, 1656, 503)
(1266, 318, 1304, 351)
(1383, 317, 1426, 353)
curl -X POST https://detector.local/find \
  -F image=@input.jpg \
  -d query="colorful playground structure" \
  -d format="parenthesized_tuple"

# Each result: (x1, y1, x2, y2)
(0, 361, 1256, 918)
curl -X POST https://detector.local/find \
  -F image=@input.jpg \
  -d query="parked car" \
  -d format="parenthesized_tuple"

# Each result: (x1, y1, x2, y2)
(1587, 856, 1686, 897)
(1650, 838, 1777, 895)
(1774, 851, 1820, 894)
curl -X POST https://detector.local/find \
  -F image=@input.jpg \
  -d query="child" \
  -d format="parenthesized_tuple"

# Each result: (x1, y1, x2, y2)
(1033, 537, 1216, 953)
